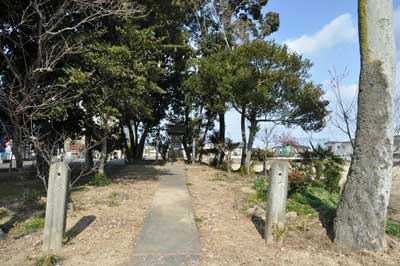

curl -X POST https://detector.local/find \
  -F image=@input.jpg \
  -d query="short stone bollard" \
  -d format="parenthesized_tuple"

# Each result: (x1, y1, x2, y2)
(43, 162, 70, 252)
(265, 160, 289, 244)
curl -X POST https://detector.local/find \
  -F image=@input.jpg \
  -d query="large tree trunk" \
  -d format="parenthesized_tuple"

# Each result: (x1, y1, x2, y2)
(134, 124, 150, 160)
(120, 123, 129, 162)
(127, 121, 135, 160)
(240, 107, 247, 169)
(244, 116, 257, 172)
(218, 111, 226, 166)
(334, 0, 396, 250)
(98, 137, 107, 175)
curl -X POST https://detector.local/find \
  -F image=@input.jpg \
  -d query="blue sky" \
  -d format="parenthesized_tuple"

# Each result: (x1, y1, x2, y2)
(225, 0, 400, 147)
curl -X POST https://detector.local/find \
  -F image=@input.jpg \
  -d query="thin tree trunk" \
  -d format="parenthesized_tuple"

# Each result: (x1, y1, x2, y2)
(184, 107, 192, 161)
(240, 107, 247, 169)
(134, 125, 150, 160)
(244, 116, 257, 172)
(98, 137, 107, 175)
(199, 115, 212, 163)
(334, 0, 396, 250)
(120, 123, 129, 162)
(218, 111, 226, 166)
(127, 121, 135, 160)
(11, 128, 24, 173)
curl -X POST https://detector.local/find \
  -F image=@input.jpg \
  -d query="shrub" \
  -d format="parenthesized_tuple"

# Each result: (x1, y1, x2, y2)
(33, 255, 63, 266)
(301, 146, 344, 193)
(288, 172, 306, 194)
(89, 173, 110, 186)
(324, 159, 343, 193)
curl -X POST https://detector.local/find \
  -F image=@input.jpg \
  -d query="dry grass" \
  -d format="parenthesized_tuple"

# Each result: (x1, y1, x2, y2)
(186, 164, 400, 266)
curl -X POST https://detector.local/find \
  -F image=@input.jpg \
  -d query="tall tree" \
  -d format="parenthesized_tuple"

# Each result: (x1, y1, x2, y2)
(182, 0, 279, 164)
(231, 40, 328, 171)
(334, 0, 397, 250)
(0, 0, 138, 174)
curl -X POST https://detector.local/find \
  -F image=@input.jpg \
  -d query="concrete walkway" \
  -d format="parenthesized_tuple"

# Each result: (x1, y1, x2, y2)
(127, 162, 200, 266)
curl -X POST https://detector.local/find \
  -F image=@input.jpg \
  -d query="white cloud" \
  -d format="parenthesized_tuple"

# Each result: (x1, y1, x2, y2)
(324, 82, 358, 105)
(284, 14, 357, 56)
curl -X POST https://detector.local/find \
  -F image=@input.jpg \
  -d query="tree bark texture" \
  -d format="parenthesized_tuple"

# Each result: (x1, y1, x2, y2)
(334, 0, 396, 250)
(98, 137, 107, 175)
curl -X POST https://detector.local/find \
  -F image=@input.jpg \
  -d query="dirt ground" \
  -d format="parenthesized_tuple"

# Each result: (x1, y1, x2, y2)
(185, 164, 400, 266)
(0, 163, 159, 266)
(1, 162, 399, 266)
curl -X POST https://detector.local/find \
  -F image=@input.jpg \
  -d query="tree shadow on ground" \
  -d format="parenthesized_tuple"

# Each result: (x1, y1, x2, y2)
(0, 201, 45, 234)
(106, 160, 161, 182)
(70, 159, 164, 186)
(303, 191, 336, 241)
(66, 215, 96, 239)
(251, 215, 265, 239)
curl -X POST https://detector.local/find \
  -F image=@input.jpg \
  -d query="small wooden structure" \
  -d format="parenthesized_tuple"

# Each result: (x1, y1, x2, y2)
(166, 123, 185, 160)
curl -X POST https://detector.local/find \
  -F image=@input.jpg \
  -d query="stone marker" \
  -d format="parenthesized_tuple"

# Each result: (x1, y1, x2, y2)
(265, 160, 289, 244)
(43, 162, 70, 252)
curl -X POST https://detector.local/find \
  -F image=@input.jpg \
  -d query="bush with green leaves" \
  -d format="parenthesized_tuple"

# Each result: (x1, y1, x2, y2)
(253, 176, 268, 202)
(251, 148, 275, 161)
(301, 145, 344, 193)
(89, 173, 111, 186)
(386, 219, 400, 238)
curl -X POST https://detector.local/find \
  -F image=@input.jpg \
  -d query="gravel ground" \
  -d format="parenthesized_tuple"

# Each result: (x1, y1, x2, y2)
(186, 164, 400, 266)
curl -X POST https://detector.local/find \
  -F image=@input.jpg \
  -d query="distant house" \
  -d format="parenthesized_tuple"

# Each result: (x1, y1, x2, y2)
(325, 141, 353, 161)
(272, 144, 311, 157)
(393, 136, 400, 163)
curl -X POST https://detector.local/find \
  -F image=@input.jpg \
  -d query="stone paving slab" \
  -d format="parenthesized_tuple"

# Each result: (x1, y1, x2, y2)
(127, 163, 200, 266)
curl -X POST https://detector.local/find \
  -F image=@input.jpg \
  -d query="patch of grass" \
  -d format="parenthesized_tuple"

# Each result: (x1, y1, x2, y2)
(287, 186, 338, 223)
(253, 176, 268, 202)
(10, 217, 45, 239)
(210, 173, 227, 181)
(186, 182, 193, 186)
(0, 183, 22, 200)
(286, 199, 317, 217)
(0, 181, 45, 201)
(386, 219, 400, 238)
(89, 173, 111, 186)
(33, 254, 63, 266)
(108, 192, 119, 207)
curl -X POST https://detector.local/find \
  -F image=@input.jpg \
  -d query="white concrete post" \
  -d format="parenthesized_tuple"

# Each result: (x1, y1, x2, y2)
(265, 160, 289, 244)
(43, 162, 70, 252)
